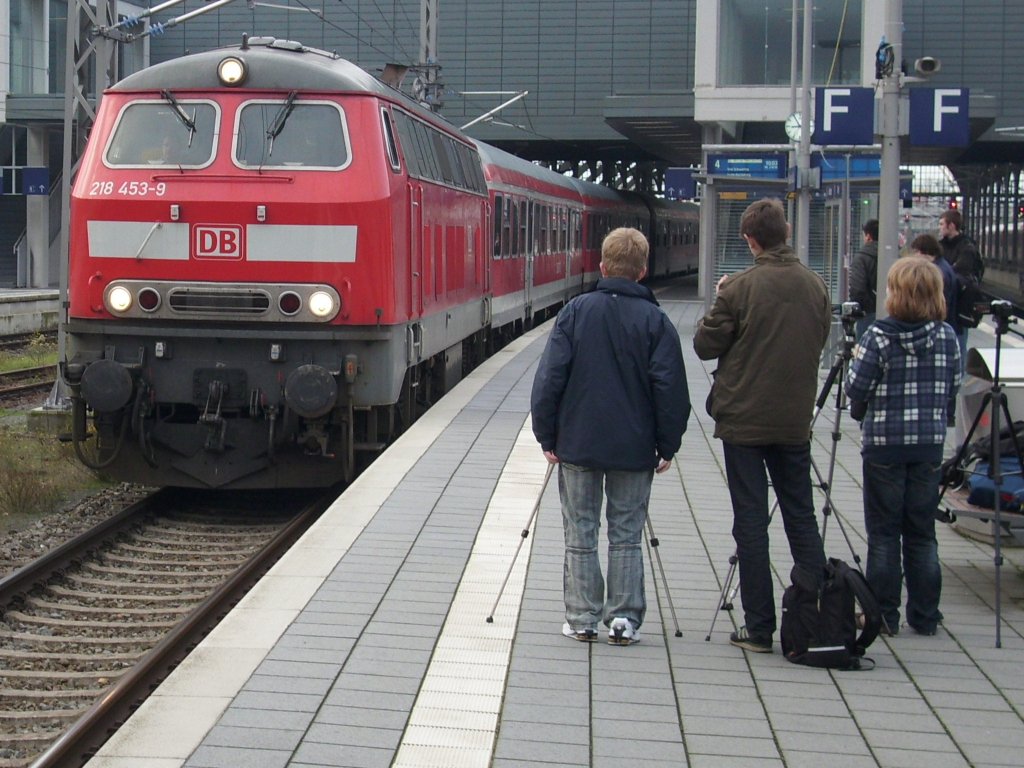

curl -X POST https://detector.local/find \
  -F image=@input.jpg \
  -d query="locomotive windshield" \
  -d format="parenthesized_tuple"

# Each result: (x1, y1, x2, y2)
(234, 100, 350, 169)
(105, 101, 218, 168)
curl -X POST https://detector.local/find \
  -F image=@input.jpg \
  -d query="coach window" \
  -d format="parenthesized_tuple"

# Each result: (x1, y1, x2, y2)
(510, 200, 520, 256)
(105, 101, 219, 168)
(381, 109, 401, 171)
(519, 201, 529, 257)
(235, 101, 349, 169)
(493, 195, 504, 258)
(501, 199, 512, 257)
(537, 205, 547, 254)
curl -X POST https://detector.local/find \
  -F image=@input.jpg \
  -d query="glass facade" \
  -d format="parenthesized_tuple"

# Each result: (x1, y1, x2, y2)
(718, 0, 862, 87)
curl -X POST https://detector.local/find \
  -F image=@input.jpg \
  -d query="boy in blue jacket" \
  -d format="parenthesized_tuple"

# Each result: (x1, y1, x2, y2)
(531, 227, 690, 645)
(845, 256, 961, 636)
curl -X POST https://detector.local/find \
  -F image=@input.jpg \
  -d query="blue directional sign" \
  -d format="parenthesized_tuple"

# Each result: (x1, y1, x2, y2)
(707, 153, 787, 179)
(909, 88, 970, 147)
(665, 167, 697, 199)
(812, 154, 881, 180)
(900, 176, 914, 208)
(23, 167, 49, 195)
(813, 87, 875, 146)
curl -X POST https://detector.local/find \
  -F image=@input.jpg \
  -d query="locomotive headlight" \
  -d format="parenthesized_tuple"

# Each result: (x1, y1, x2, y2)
(218, 56, 247, 86)
(308, 290, 336, 318)
(107, 285, 133, 313)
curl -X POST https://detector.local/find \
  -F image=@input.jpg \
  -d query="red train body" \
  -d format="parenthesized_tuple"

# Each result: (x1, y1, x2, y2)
(63, 37, 698, 489)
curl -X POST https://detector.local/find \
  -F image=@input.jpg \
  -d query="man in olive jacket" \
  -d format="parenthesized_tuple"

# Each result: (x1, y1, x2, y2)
(693, 198, 830, 654)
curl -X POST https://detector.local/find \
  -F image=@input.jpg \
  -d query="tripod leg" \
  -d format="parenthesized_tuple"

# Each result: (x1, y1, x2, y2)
(485, 463, 553, 623)
(704, 488, 784, 640)
(705, 553, 737, 641)
(645, 515, 682, 638)
(806, 351, 867, 571)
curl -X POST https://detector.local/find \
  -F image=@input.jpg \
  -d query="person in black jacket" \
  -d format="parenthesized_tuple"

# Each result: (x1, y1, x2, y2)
(939, 208, 983, 370)
(531, 227, 690, 646)
(848, 219, 879, 338)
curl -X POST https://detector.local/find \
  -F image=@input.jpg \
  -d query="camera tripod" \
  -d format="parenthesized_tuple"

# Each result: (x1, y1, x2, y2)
(705, 310, 866, 641)
(938, 301, 1023, 648)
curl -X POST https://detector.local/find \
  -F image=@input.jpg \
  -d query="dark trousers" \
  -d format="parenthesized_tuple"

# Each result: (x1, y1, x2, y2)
(723, 442, 826, 638)
(862, 459, 943, 633)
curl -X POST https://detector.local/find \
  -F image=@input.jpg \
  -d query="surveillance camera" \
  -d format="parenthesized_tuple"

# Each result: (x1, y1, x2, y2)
(915, 57, 941, 75)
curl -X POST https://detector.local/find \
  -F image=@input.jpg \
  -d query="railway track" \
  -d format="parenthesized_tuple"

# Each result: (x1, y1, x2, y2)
(0, 366, 55, 406)
(0, 332, 57, 355)
(0, 487, 333, 768)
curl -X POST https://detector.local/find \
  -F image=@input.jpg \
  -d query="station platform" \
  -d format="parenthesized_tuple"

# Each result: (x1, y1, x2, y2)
(86, 298, 1024, 768)
(0, 287, 59, 336)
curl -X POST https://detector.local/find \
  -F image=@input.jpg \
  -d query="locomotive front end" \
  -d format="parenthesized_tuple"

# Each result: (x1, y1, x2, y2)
(63, 42, 408, 489)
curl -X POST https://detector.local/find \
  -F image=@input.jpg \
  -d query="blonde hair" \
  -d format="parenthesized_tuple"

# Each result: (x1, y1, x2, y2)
(885, 256, 946, 322)
(601, 227, 649, 280)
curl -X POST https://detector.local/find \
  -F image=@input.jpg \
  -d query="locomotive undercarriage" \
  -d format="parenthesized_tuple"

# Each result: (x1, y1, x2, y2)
(62, 322, 495, 489)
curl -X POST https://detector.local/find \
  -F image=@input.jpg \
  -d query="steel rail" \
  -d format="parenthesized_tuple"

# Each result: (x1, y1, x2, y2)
(27, 488, 336, 768)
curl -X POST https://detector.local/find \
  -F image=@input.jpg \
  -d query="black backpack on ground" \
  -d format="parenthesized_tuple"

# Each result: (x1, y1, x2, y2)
(780, 558, 882, 670)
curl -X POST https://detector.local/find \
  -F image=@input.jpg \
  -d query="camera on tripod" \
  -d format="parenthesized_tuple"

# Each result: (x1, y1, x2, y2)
(974, 299, 1017, 322)
(834, 301, 865, 338)
(840, 301, 865, 320)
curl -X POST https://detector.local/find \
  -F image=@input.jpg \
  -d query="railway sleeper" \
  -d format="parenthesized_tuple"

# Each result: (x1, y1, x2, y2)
(5, 610, 179, 630)
(24, 597, 193, 617)
(81, 562, 235, 578)
(0, 630, 158, 646)
(45, 585, 207, 603)
(65, 574, 222, 592)
(0, 648, 139, 663)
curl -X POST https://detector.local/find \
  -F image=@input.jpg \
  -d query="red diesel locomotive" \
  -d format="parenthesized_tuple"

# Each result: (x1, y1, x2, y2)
(63, 36, 698, 489)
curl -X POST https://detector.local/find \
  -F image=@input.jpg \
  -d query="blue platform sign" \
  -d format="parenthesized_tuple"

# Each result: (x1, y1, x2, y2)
(23, 167, 50, 195)
(707, 153, 787, 179)
(813, 87, 875, 146)
(665, 167, 697, 199)
(812, 154, 881, 180)
(909, 88, 970, 147)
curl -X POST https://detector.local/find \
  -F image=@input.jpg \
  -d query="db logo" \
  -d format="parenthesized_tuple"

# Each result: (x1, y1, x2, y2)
(193, 225, 243, 260)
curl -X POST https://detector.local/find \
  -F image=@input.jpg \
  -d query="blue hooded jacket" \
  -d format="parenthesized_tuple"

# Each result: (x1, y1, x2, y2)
(531, 277, 690, 470)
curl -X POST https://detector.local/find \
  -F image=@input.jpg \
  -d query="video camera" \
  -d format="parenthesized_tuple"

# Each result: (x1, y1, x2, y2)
(839, 301, 865, 320)
(973, 299, 1018, 323)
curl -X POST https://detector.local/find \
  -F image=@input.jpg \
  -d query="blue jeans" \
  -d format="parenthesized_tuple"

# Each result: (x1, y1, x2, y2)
(723, 442, 826, 638)
(862, 459, 943, 633)
(559, 463, 653, 630)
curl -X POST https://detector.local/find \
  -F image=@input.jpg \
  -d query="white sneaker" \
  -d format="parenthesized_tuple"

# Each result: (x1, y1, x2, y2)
(608, 617, 640, 645)
(562, 622, 598, 642)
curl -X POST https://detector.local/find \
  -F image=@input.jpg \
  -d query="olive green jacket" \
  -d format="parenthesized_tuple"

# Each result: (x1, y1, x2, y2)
(693, 244, 831, 445)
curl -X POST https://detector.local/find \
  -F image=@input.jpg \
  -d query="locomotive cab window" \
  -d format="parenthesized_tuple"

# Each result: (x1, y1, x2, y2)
(104, 100, 219, 168)
(235, 100, 351, 169)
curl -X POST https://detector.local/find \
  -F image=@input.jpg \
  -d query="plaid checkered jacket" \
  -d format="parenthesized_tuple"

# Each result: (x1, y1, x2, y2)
(845, 318, 962, 461)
